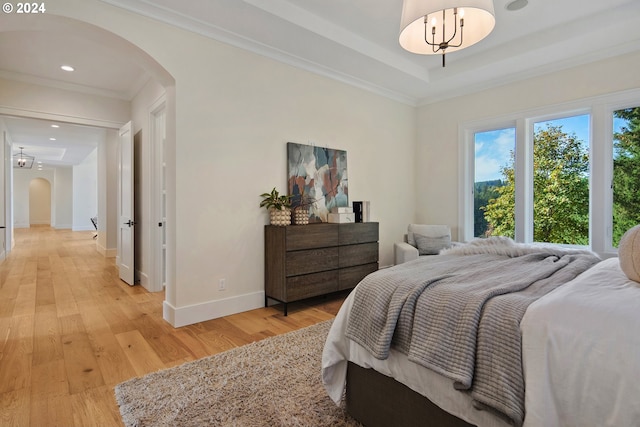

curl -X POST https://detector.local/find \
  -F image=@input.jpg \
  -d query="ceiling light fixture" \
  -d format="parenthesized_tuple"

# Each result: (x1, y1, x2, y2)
(399, 0, 496, 67)
(60, 65, 75, 72)
(13, 147, 35, 169)
(51, 124, 59, 128)
(49, 137, 56, 141)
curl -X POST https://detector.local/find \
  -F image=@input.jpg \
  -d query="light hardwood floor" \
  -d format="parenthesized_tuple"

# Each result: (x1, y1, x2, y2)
(0, 226, 346, 426)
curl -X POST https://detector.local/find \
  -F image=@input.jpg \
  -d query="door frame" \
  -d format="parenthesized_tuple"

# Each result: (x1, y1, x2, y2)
(117, 121, 135, 286)
(0, 109, 122, 251)
(149, 95, 166, 292)
(0, 129, 9, 260)
(0, 102, 176, 323)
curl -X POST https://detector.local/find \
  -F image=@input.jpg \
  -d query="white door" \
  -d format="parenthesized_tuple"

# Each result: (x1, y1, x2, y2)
(118, 121, 135, 285)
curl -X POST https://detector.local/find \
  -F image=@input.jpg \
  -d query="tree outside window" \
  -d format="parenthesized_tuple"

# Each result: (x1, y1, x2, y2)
(613, 107, 640, 247)
(482, 119, 590, 245)
(474, 128, 514, 238)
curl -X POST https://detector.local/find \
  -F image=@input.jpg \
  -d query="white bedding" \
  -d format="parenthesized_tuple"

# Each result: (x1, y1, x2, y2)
(322, 257, 640, 427)
(521, 257, 640, 427)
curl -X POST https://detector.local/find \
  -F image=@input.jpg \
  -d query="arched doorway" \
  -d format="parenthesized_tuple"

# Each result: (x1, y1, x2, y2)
(0, 13, 176, 317)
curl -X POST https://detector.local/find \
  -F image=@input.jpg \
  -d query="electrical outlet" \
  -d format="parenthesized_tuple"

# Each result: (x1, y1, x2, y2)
(218, 278, 226, 291)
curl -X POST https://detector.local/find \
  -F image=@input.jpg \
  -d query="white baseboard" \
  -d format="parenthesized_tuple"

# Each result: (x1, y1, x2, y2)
(72, 225, 93, 231)
(137, 270, 148, 287)
(96, 243, 117, 258)
(54, 224, 72, 229)
(163, 291, 264, 328)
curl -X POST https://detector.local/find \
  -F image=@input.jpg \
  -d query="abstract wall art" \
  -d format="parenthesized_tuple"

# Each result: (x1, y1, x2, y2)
(287, 142, 348, 222)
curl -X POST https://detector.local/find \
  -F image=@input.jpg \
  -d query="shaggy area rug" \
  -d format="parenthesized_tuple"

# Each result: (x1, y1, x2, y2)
(114, 320, 360, 426)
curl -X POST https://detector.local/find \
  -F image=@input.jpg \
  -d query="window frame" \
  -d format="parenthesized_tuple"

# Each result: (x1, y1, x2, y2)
(468, 124, 518, 240)
(529, 110, 592, 246)
(460, 88, 640, 257)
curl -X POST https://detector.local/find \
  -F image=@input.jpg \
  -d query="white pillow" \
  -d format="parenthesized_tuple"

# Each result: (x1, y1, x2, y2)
(619, 225, 640, 283)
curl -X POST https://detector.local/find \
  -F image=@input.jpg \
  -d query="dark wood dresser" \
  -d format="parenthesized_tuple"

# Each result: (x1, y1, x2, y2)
(265, 222, 379, 315)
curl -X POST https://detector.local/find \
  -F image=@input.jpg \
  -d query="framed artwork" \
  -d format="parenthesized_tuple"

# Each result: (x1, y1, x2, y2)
(287, 142, 348, 223)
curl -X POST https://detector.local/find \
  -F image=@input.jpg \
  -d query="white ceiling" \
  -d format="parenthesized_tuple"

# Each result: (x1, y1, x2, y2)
(101, 0, 640, 103)
(1, 0, 640, 167)
(5, 116, 105, 169)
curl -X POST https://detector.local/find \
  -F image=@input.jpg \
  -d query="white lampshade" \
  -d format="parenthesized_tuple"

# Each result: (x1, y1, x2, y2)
(399, 0, 495, 55)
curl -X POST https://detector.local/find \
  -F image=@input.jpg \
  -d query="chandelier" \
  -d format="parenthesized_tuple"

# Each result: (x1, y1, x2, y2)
(399, 0, 495, 67)
(13, 146, 35, 169)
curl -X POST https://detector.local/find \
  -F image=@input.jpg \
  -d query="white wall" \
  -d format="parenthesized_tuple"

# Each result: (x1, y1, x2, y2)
(44, 0, 415, 326)
(72, 148, 98, 231)
(416, 51, 640, 241)
(164, 30, 415, 316)
(13, 169, 55, 228)
(13, 167, 76, 229)
(53, 167, 73, 229)
(97, 129, 119, 256)
(29, 178, 51, 225)
(9, 147, 97, 232)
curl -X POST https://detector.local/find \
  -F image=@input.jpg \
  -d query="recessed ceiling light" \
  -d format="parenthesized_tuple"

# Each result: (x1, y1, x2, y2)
(51, 124, 59, 128)
(505, 0, 528, 11)
(49, 137, 56, 141)
(60, 65, 75, 72)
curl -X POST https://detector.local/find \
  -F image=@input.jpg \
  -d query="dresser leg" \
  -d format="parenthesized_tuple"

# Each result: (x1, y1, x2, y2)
(284, 303, 288, 316)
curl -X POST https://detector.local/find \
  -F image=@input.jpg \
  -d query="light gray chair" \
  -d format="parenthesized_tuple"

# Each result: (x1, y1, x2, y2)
(394, 224, 452, 265)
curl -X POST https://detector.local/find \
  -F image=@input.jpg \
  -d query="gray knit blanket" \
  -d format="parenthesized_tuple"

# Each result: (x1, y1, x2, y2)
(345, 239, 600, 426)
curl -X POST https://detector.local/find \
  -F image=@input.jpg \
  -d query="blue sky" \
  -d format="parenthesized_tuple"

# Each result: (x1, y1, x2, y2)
(474, 128, 515, 182)
(474, 114, 627, 182)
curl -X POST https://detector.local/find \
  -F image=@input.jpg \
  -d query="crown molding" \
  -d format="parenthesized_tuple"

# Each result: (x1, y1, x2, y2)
(0, 69, 134, 101)
(99, 0, 420, 106)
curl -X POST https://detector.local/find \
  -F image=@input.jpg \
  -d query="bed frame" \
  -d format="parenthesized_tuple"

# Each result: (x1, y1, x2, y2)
(345, 362, 475, 427)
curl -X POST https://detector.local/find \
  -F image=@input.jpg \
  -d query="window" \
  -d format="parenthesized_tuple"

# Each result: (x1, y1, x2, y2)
(612, 106, 640, 247)
(463, 90, 640, 255)
(532, 115, 590, 245)
(474, 128, 515, 238)
(470, 115, 591, 245)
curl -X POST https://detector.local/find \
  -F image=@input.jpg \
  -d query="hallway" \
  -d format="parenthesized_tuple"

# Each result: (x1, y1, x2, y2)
(0, 226, 341, 426)
(0, 226, 165, 425)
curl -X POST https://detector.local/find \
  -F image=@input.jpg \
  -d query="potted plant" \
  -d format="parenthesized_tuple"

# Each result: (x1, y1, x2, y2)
(259, 187, 292, 226)
(290, 190, 316, 225)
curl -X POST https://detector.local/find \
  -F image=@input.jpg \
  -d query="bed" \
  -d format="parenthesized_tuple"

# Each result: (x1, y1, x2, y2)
(322, 237, 640, 427)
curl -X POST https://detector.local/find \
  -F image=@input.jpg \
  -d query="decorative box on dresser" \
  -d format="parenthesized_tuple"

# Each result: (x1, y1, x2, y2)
(265, 222, 379, 315)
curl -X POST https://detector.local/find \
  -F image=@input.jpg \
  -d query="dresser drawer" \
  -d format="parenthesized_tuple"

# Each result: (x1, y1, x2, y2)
(339, 263, 378, 290)
(339, 242, 378, 268)
(286, 247, 339, 276)
(286, 270, 339, 301)
(286, 223, 338, 250)
(339, 223, 379, 245)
